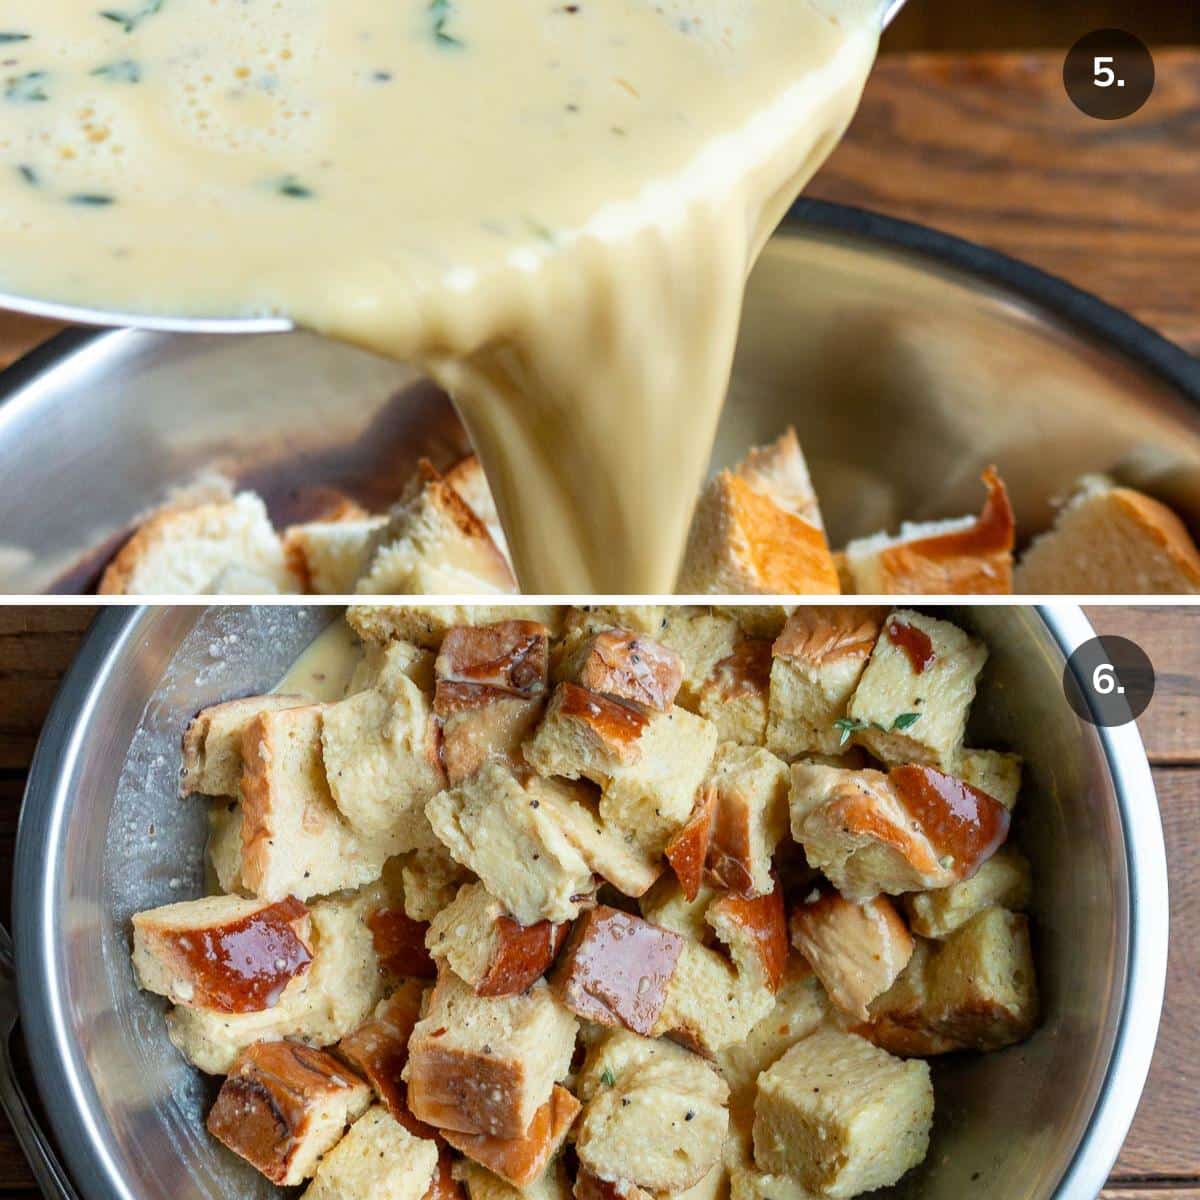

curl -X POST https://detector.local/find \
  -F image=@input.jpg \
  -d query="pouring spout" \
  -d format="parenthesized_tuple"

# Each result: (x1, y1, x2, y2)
(880, 0, 907, 28)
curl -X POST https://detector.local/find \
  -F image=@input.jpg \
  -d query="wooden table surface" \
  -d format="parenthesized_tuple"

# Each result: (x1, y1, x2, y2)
(1, 49, 1198, 369)
(0, 604, 1195, 1197)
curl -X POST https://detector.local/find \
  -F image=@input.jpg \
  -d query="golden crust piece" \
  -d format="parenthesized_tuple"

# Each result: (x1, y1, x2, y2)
(678, 472, 840, 595)
(843, 467, 1014, 595)
(1015, 476, 1200, 594)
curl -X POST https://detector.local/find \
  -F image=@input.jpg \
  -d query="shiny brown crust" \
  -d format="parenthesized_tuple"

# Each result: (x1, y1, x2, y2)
(772, 606, 885, 665)
(566, 630, 684, 713)
(552, 905, 684, 1035)
(435, 621, 550, 701)
(889, 764, 1011, 878)
(368, 907, 439, 980)
(708, 885, 788, 992)
(206, 1041, 365, 1184)
(707, 637, 773, 700)
(337, 981, 429, 1118)
(166, 896, 312, 1013)
(665, 788, 717, 902)
(874, 467, 1014, 594)
(477, 917, 571, 998)
(558, 682, 649, 749)
(440, 1085, 580, 1187)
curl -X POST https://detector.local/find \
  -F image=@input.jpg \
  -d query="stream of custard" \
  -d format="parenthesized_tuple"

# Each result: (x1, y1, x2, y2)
(0, 1, 878, 592)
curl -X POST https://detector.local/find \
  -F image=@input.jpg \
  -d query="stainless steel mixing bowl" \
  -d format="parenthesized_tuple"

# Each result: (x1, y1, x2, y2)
(1, 200, 1199, 593)
(12, 604, 1169, 1200)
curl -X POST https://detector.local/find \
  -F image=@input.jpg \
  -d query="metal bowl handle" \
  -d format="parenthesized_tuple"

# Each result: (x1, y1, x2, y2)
(0, 924, 83, 1200)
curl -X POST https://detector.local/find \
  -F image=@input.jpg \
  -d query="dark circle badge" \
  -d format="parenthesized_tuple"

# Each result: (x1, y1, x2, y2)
(1062, 636, 1155, 728)
(1064, 30, 1154, 120)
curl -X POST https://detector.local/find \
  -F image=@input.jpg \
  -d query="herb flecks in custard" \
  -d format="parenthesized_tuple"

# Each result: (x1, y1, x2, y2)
(16, 164, 38, 187)
(92, 59, 142, 83)
(0, 33, 32, 44)
(69, 193, 116, 206)
(429, 0, 464, 49)
(276, 176, 314, 199)
(100, 0, 165, 35)
(4, 71, 49, 103)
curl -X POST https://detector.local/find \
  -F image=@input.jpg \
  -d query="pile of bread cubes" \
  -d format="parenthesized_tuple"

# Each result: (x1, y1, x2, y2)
(130, 603, 1039, 1200)
(99, 425, 1200, 595)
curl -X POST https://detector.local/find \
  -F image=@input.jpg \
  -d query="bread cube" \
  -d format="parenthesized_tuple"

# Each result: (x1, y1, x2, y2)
(303, 1105, 439, 1200)
(574, 1172, 652, 1200)
(181, 694, 307, 798)
(356, 462, 516, 595)
(559, 630, 683, 713)
(846, 610, 987, 770)
(453, 1159, 571, 1200)
(404, 973, 577, 1139)
(132, 893, 312, 1013)
(435, 621, 550, 785)
(240, 705, 391, 901)
(705, 744, 789, 898)
(428, 883, 568, 997)
(717, 964, 830, 1125)
(443, 454, 508, 558)
(665, 788, 717, 902)
(348, 606, 563, 650)
(559, 606, 670, 642)
(575, 1030, 729, 1193)
(696, 638, 773, 748)
(729, 1166, 817, 1200)
(283, 514, 389, 595)
(525, 684, 719, 855)
(552, 905, 683, 1035)
(658, 609, 742, 708)
(639, 877, 719, 945)
(99, 491, 301, 596)
(863, 907, 1038, 1055)
(789, 892, 913, 1020)
(321, 668, 445, 854)
(707, 886, 789, 994)
(528, 780, 662, 898)
(351, 638, 437, 696)
(401, 842, 474, 923)
(1015, 474, 1200, 594)
(208, 800, 246, 894)
(903, 846, 1032, 939)
(337, 981, 429, 1118)
(841, 467, 1014, 595)
(765, 607, 885, 758)
(789, 762, 1010, 901)
(426, 763, 595, 924)
(753, 1030, 932, 1197)
(441, 1086, 579, 1188)
(959, 747, 1022, 810)
(207, 1040, 371, 1185)
(678, 434, 839, 595)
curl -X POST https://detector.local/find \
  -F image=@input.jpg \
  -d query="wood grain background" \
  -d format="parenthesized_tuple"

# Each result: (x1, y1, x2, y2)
(0, 605, 1195, 1195)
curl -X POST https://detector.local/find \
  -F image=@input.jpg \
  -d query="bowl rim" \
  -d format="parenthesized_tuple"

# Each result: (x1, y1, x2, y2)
(1, 198, 1197, 423)
(11, 603, 1169, 1200)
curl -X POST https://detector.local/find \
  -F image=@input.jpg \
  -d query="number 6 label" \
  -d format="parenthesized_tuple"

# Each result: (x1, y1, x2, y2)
(1064, 636, 1154, 727)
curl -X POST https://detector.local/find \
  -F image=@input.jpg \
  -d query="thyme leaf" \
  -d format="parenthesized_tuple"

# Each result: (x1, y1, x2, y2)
(5, 71, 49, 103)
(833, 717, 868, 747)
(891, 712, 921, 731)
(600, 1068, 616, 1087)
(68, 193, 116, 206)
(100, 0, 165, 34)
(91, 58, 141, 82)
(17, 164, 38, 186)
(0, 33, 32, 44)
(429, 0, 464, 48)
